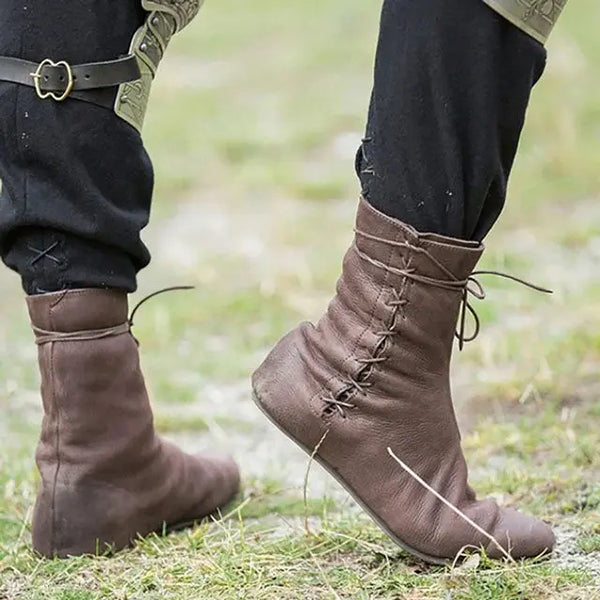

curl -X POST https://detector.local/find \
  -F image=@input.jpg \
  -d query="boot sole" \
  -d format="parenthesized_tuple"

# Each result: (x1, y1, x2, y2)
(35, 507, 236, 558)
(163, 494, 241, 536)
(252, 390, 450, 566)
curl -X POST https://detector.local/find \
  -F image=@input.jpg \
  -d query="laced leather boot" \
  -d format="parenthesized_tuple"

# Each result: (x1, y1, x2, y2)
(252, 198, 554, 563)
(28, 289, 240, 558)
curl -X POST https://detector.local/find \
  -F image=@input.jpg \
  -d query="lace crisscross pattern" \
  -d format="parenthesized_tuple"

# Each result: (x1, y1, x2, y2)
(320, 229, 551, 418)
(321, 249, 413, 419)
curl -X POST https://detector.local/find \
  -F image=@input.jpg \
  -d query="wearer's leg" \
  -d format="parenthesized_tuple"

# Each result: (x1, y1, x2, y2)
(0, 1, 240, 558)
(252, 0, 569, 563)
(0, 1, 153, 294)
(357, 0, 547, 241)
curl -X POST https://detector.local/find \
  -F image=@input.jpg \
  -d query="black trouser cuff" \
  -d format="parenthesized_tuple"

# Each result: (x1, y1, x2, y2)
(3, 228, 141, 295)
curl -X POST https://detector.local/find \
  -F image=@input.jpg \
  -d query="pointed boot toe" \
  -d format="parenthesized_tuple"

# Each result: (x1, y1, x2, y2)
(487, 508, 555, 560)
(190, 452, 241, 512)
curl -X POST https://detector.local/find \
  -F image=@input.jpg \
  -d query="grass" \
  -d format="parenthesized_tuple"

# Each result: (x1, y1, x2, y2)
(1, 0, 600, 598)
(1, 526, 596, 600)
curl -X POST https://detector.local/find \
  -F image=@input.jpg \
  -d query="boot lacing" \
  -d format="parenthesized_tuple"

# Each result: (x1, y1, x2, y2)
(354, 229, 552, 349)
(321, 229, 552, 418)
(32, 286, 194, 345)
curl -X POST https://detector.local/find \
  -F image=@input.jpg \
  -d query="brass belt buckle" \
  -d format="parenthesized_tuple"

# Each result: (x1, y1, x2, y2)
(30, 58, 74, 102)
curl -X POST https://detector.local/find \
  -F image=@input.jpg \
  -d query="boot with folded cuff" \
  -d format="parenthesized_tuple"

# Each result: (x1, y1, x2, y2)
(252, 198, 554, 564)
(28, 288, 240, 558)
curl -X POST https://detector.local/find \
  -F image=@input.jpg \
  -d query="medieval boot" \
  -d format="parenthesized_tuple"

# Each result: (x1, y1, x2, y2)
(28, 288, 240, 558)
(252, 198, 554, 564)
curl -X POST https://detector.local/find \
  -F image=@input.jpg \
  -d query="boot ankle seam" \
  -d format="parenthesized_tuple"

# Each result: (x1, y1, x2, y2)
(48, 316, 61, 554)
(321, 243, 413, 418)
(341, 245, 393, 368)
(318, 236, 398, 419)
(367, 253, 413, 382)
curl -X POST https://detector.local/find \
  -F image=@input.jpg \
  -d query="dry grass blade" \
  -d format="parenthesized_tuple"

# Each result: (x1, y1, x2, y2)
(387, 447, 515, 563)
(303, 428, 331, 536)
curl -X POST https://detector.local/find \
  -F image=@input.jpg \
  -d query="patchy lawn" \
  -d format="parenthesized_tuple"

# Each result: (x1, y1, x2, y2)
(1, 1, 599, 598)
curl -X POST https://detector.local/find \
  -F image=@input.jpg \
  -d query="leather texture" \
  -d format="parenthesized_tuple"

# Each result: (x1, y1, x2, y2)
(27, 288, 240, 558)
(253, 198, 555, 562)
(0, 55, 140, 109)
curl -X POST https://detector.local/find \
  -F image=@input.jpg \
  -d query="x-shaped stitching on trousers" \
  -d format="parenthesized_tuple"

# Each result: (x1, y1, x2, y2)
(27, 242, 62, 266)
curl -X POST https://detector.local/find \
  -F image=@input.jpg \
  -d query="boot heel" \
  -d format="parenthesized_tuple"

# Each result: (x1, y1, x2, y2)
(32, 481, 138, 558)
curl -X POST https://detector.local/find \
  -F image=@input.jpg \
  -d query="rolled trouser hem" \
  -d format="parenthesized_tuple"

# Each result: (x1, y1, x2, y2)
(2, 228, 142, 295)
(481, 0, 566, 44)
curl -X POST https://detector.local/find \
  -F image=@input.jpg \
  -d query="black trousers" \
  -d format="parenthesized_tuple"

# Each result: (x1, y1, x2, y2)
(0, 0, 546, 295)
(0, 2, 150, 294)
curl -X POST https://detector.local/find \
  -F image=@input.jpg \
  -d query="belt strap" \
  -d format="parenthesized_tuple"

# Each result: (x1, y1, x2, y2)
(0, 55, 141, 108)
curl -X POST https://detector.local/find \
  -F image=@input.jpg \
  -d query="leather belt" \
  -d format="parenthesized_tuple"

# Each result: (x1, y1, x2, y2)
(0, 55, 141, 108)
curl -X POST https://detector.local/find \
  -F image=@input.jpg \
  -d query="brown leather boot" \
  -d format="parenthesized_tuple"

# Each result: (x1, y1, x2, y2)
(28, 289, 240, 558)
(252, 198, 554, 564)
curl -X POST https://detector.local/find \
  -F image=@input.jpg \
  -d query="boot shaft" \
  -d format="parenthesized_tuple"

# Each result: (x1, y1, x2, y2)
(27, 289, 156, 482)
(308, 199, 484, 398)
(26, 288, 241, 557)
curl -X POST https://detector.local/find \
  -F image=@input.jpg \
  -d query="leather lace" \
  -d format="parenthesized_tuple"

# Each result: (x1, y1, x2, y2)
(321, 230, 551, 418)
(353, 229, 552, 350)
(32, 286, 193, 345)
